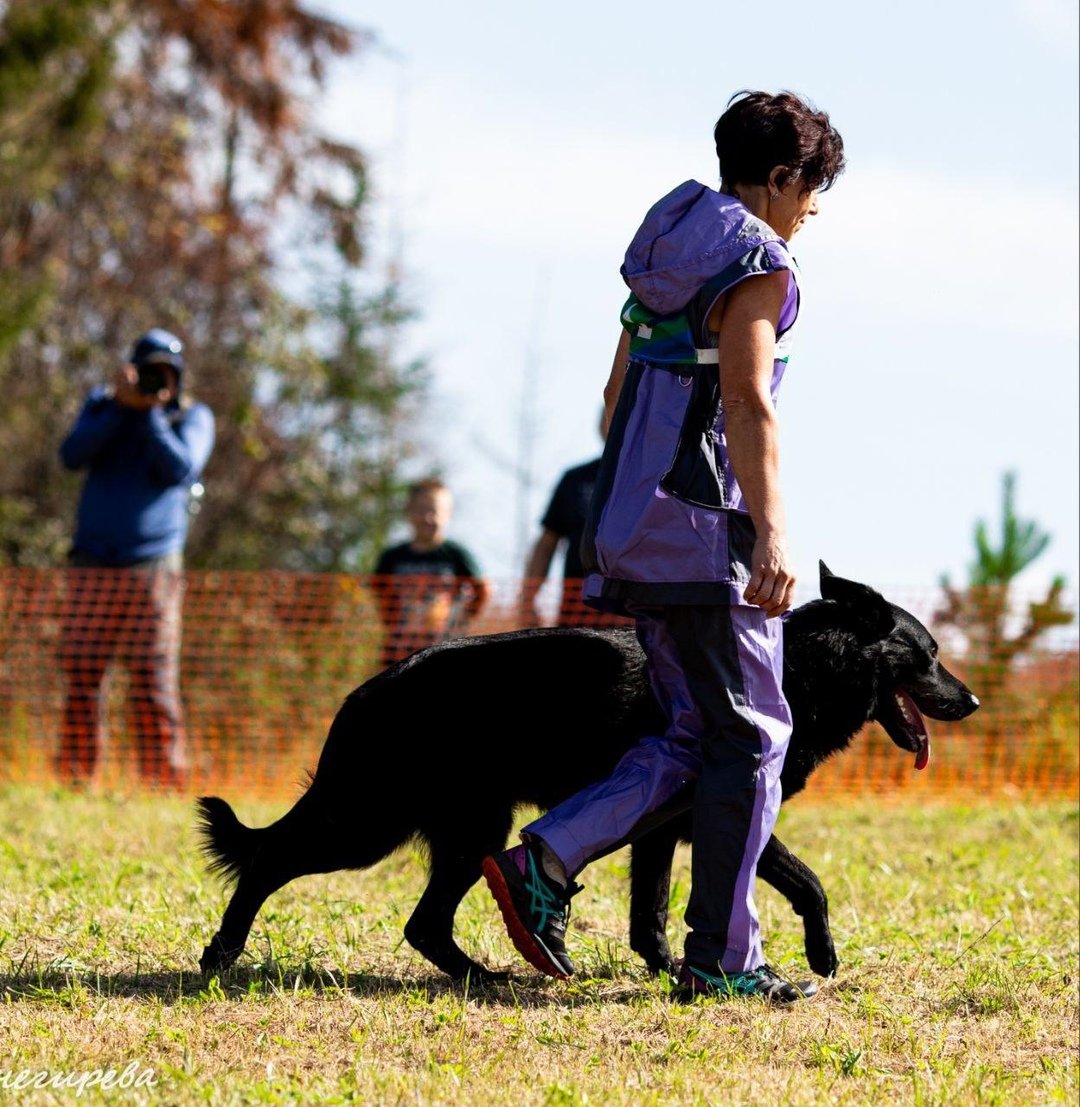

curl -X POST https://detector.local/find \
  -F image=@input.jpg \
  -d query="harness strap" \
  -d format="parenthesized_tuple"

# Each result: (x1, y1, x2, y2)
(634, 324, 717, 364)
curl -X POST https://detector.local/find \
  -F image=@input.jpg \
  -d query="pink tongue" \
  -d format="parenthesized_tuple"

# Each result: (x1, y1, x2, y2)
(914, 736, 930, 771)
(896, 689, 931, 771)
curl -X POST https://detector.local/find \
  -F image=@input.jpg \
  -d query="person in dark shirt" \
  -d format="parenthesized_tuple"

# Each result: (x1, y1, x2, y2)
(519, 412, 616, 627)
(58, 328, 214, 789)
(374, 478, 490, 667)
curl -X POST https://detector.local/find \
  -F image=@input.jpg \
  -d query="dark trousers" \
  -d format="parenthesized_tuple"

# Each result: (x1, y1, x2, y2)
(57, 552, 188, 789)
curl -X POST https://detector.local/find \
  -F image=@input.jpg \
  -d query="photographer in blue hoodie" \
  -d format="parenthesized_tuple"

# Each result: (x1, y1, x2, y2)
(58, 329, 214, 789)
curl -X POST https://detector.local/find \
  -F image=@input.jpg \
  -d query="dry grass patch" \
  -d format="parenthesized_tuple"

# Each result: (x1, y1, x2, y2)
(0, 787, 1075, 1105)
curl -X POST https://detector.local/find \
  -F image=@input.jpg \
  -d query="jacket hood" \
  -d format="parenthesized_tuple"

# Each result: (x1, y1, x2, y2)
(621, 181, 782, 315)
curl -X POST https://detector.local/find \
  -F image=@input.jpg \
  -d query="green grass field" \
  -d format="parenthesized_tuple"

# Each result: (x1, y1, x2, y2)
(0, 787, 1076, 1105)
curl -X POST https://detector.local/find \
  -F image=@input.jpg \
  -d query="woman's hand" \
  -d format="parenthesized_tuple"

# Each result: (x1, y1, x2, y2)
(743, 533, 796, 617)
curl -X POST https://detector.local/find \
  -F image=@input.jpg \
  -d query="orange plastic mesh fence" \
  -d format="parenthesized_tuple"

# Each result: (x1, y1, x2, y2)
(0, 568, 1075, 800)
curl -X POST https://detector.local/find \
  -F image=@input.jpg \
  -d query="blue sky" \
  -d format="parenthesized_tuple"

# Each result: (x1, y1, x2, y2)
(313, 0, 1078, 606)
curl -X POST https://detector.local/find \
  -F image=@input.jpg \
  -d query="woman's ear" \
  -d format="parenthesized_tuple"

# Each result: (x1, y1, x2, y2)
(767, 165, 790, 196)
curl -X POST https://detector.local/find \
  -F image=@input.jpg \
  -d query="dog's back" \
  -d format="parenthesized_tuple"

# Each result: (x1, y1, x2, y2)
(311, 627, 662, 811)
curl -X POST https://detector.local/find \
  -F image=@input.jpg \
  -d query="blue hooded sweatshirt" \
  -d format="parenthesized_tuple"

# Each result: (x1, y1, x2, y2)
(60, 378, 215, 566)
(581, 181, 800, 611)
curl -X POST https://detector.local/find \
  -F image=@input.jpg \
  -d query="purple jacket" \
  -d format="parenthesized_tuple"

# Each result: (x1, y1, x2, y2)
(582, 181, 800, 611)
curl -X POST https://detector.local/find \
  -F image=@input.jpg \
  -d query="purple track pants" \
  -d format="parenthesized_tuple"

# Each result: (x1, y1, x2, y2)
(525, 602, 791, 973)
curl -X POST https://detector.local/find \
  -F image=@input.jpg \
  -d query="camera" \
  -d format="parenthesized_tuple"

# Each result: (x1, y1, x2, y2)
(136, 363, 169, 395)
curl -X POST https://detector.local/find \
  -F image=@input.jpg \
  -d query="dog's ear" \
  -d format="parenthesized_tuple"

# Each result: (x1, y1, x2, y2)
(818, 561, 895, 637)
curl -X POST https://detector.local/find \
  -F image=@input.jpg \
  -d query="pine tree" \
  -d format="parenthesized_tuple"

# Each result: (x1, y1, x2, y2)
(936, 472, 1073, 704)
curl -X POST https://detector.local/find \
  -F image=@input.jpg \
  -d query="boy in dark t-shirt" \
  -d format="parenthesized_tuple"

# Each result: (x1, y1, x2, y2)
(374, 478, 490, 667)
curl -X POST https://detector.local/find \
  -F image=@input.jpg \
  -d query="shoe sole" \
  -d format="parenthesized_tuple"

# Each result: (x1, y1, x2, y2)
(673, 986, 814, 1006)
(481, 855, 572, 980)
(675, 960, 818, 1004)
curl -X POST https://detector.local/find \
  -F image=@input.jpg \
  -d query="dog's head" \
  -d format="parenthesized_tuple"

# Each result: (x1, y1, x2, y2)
(819, 562, 980, 770)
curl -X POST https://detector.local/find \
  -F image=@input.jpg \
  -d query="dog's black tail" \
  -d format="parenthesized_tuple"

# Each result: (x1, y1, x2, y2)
(196, 796, 258, 884)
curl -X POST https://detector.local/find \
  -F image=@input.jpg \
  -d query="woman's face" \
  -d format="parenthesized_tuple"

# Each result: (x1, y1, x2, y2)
(768, 178, 819, 240)
(726, 171, 821, 241)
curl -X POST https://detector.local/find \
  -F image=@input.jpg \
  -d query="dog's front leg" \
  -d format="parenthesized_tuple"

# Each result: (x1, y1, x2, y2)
(757, 834, 837, 977)
(628, 820, 684, 976)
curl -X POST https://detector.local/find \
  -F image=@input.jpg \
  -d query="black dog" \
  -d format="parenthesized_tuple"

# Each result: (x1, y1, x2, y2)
(198, 564, 978, 981)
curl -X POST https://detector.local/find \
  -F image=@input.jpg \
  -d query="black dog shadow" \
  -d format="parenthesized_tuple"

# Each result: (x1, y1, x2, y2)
(0, 962, 652, 1009)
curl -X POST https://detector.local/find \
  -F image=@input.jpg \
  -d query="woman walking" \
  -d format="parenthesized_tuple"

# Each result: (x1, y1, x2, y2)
(484, 91, 845, 1003)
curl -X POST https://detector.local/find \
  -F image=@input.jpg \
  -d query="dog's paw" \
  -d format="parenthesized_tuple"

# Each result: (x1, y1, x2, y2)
(199, 936, 239, 975)
(640, 953, 678, 978)
(805, 936, 838, 978)
(631, 933, 676, 978)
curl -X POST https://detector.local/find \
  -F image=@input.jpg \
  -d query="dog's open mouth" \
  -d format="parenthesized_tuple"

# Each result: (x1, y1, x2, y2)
(878, 688, 931, 771)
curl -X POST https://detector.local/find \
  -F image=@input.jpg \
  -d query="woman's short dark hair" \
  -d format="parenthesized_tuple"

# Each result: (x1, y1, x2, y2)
(714, 90, 845, 193)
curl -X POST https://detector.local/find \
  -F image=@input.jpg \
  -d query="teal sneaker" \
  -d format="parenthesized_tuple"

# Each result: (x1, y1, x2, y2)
(675, 961, 817, 1004)
(482, 841, 582, 978)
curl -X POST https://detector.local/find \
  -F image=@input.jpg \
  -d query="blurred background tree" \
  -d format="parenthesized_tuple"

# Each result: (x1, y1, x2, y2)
(0, 0, 425, 570)
(935, 472, 1074, 706)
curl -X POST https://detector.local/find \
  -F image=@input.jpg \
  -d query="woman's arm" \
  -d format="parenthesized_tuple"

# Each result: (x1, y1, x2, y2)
(602, 329, 631, 428)
(716, 270, 795, 616)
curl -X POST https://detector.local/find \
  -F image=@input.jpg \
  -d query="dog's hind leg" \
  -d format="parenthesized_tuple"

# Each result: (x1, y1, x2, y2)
(757, 834, 837, 977)
(200, 832, 374, 976)
(628, 819, 683, 976)
(199, 789, 384, 976)
(200, 858, 304, 975)
(197, 796, 317, 975)
(404, 815, 514, 983)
